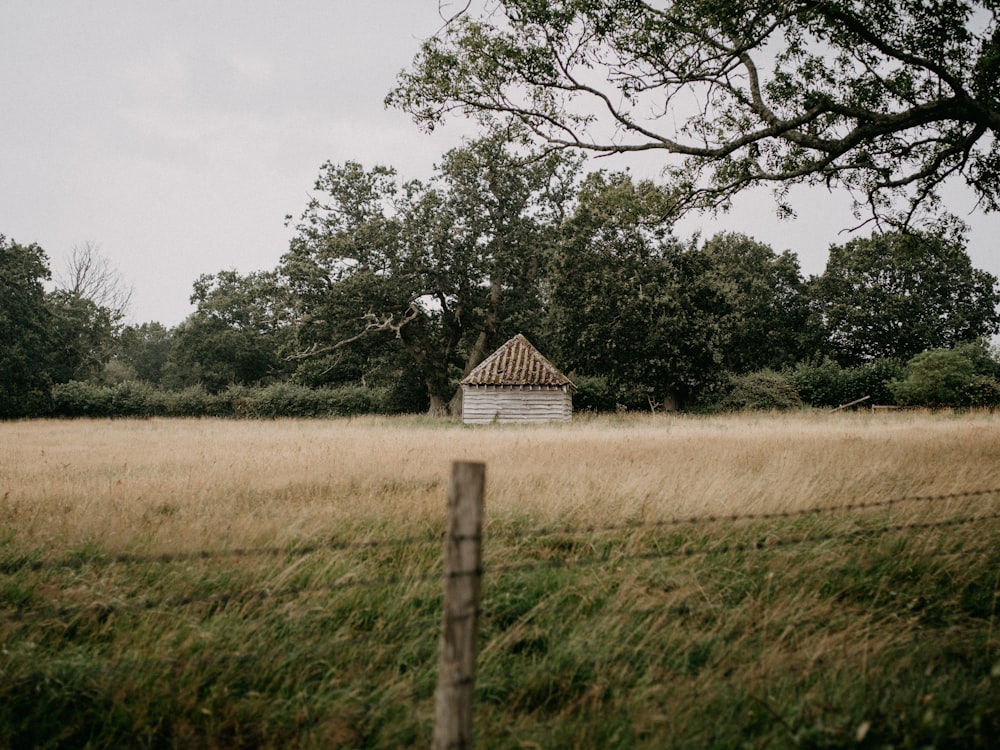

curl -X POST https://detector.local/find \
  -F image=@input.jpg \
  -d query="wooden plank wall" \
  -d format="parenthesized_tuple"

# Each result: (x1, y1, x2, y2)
(461, 387, 572, 424)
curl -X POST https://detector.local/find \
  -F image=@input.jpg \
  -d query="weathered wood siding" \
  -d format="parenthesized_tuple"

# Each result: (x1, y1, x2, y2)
(461, 385, 572, 424)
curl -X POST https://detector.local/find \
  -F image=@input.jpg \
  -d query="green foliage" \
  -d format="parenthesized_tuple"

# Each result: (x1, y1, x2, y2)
(3, 508, 999, 746)
(848, 358, 907, 406)
(282, 127, 581, 412)
(812, 230, 1000, 366)
(702, 232, 816, 372)
(569, 375, 617, 412)
(787, 357, 905, 408)
(787, 358, 851, 407)
(159, 385, 232, 418)
(116, 322, 175, 385)
(0, 235, 54, 418)
(47, 381, 403, 419)
(547, 172, 729, 408)
(968, 375, 1000, 407)
(45, 289, 120, 384)
(169, 270, 292, 392)
(50, 381, 113, 418)
(707, 371, 803, 412)
(239, 382, 381, 418)
(890, 344, 1000, 407)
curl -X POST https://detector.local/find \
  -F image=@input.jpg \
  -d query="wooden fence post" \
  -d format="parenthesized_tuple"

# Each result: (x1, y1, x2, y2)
(432, 461, 485, 750)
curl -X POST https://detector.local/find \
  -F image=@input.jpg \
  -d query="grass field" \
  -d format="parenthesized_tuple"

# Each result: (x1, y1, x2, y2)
(2, 411, 1000, 747)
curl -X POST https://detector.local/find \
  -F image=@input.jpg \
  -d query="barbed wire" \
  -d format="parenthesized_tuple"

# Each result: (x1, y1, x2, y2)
(7, 487, 998, 575)
(1, 531, 447, 575)
(486, 487, 1000, 543)
(5, 481, 999, 750)
(484, 511, 1000, 580)
(6, 507, 997, 627)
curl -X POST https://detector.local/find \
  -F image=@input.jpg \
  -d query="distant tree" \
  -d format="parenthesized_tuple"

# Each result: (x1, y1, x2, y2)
(547, 172, 728, 409)
(391, 0, 1000, 226)
(116, 322, 175, 385)
(0, 235, 53, 417)
(891, 340, 1000, 407)
(702, 232, 816, 373)
(891, 348, 977, 407)
(169, 270, 292, 392)
(811, 230, 1000, 366)
(45, 290, 120, 384)
(41, 241, 134, 386)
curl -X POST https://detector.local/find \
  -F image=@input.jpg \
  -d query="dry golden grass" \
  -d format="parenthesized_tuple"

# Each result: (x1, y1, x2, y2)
(3, 410, 999, 554)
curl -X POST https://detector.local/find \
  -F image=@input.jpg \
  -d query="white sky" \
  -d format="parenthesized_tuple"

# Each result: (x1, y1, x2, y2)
(2, 1, 998, 327)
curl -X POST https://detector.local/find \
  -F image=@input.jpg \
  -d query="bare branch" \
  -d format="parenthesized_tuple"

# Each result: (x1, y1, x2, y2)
(286, 305, 420, 362)
(55, 242, 133, 320)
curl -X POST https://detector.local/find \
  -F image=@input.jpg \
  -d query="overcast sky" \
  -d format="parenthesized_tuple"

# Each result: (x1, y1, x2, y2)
(3, 1, 998, 327)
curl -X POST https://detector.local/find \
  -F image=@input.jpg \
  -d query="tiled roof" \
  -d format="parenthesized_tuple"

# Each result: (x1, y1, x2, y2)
(460, 334, 575, 388)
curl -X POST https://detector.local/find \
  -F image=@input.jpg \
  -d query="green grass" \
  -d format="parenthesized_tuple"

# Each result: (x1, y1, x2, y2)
(2, 508, 999, 748)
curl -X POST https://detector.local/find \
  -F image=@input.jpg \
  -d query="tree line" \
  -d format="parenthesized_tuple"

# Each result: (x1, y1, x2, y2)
(3, 131, 1000, 419)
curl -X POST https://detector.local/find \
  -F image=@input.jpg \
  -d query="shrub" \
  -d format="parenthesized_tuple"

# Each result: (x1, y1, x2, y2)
(786, 358, 849, 407)
(842, 358, 905, 405)
(890, 348, 978, 407)
(108, 381, 159, 417)
(323, 385, 381, 416)
(47, 381, 423, 418)
(787, 357, 904, 408)
(967, 375, 1000, 407)
(140, 385, 229, 418)
(711, 371, 803, 412)
(570, 375, 617, 412)
(50, 381, 114, 417)
(222, 383, 385, 418)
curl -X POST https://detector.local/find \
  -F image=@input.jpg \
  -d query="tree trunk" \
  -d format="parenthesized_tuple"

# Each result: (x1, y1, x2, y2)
(427, 394, 450, 417)
(463, 274, 503, 376)
(448, 387, 463, 416)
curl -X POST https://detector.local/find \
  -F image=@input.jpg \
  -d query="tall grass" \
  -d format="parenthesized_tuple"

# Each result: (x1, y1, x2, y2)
(2, 411, 999, 747)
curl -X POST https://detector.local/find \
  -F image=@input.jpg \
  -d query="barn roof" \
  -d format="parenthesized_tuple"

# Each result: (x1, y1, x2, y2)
(461, 334, 575, 389)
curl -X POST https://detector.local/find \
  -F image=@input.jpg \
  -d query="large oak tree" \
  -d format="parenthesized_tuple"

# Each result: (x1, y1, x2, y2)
(702, 232, 817, 372)
(281, 129, 580, 414)
(390, 0, 1000, 225)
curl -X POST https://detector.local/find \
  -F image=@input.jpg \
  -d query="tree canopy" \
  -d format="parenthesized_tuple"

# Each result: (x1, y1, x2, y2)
(390, 0, 1000, 225)
(547, 171, 729, 408)
(281, 129, 580, 414)
(702, 232, 816, 372)
(170, 270, 292, 392)
(0, 235, 54, 417)
(811, 229, 1000, 365)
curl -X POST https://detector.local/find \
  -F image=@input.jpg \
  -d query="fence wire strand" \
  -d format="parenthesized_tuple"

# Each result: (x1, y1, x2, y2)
(7, 487, 998, 574)
(485, 511, 1000, 579)
(4, 489, 999, 627)
(487, 487, 1000, 542)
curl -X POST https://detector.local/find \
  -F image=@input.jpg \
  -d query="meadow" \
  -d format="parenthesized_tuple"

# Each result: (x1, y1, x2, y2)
(2, 411, 999, 748)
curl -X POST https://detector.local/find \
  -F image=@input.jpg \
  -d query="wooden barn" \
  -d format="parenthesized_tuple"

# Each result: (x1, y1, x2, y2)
(460, 334, 575, 424)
